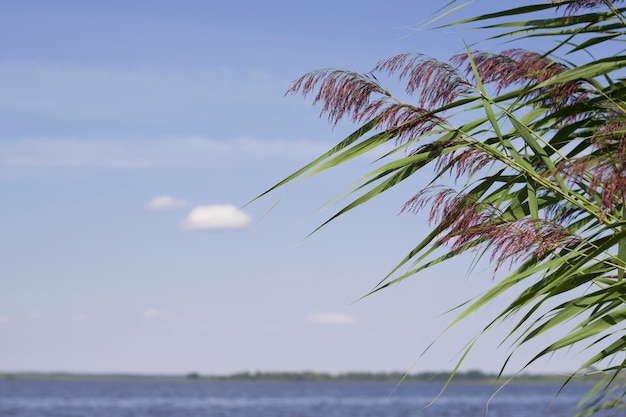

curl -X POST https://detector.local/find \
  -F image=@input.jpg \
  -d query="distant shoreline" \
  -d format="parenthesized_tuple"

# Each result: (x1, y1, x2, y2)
(0, 370, 606, 384)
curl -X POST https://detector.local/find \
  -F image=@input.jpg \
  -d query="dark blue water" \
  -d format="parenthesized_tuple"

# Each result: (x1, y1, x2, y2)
(0, 380, 612, 417)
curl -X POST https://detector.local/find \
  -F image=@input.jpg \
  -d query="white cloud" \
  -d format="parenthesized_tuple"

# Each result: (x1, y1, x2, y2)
(182, 205, 251, 231)
(30, 311, 42, 319)
(307, 313, 356, 325)
(142, 308, 161, 320)
(0, 315, 9, 324)
(146, 195, 187, 210)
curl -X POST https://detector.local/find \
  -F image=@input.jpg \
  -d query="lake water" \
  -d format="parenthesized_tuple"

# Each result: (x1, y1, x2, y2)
(0, 380, 614, 417)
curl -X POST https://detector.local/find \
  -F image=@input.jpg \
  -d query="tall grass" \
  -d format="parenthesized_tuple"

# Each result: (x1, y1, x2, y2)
(253, 1, 626, 414)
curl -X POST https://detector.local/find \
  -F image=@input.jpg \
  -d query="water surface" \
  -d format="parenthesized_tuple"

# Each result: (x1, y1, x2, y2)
(0, 380, 611, 417)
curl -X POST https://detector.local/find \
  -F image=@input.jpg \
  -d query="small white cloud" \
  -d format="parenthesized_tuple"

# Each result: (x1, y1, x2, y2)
(71, 313, 89, 322)
(146, 195, 187, 210)
(0, 315, 9, 324)
(142, 308, 161, 320)
(307, 313, 356, 325)
(182, 205, 251, 231)
(30, 311, 42, 319)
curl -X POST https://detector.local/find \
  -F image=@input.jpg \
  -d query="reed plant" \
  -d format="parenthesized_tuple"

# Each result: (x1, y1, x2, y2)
(254, 1, 626, 414)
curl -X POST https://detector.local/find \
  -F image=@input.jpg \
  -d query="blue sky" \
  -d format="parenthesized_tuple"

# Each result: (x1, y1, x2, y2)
(1, 0, 580, 375)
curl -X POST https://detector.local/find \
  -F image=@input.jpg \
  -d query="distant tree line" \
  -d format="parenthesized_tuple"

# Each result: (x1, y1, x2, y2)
(195, 370, 590, 384)
(2, 370, 614, 384)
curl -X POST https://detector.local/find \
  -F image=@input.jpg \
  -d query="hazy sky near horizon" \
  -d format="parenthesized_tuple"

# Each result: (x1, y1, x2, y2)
(1, 0, 579, 375)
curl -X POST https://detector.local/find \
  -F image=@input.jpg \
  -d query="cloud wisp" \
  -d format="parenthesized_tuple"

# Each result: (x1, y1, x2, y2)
(141, 308, 161, 320)
(71, 313, 89, 322)
(307, 313, 356, 325)
(0, 60, 287, 123)
(146, 195, 187, 211)
(183, 205, 251, 231)
(0, 136, 331, 170)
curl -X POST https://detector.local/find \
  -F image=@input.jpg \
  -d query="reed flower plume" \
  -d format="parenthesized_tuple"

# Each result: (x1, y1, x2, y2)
(446, 219, 581, 272)
(288, 70, 396, 126)
(432, 143, 494, 181)
(561, 119, 626, 212)
(372, 54, 473, 109)
(552, 0, 625, 14)
(402, 186, 581, 271)
(287, 60, 458, 145)
(451, 49, 585, 111)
